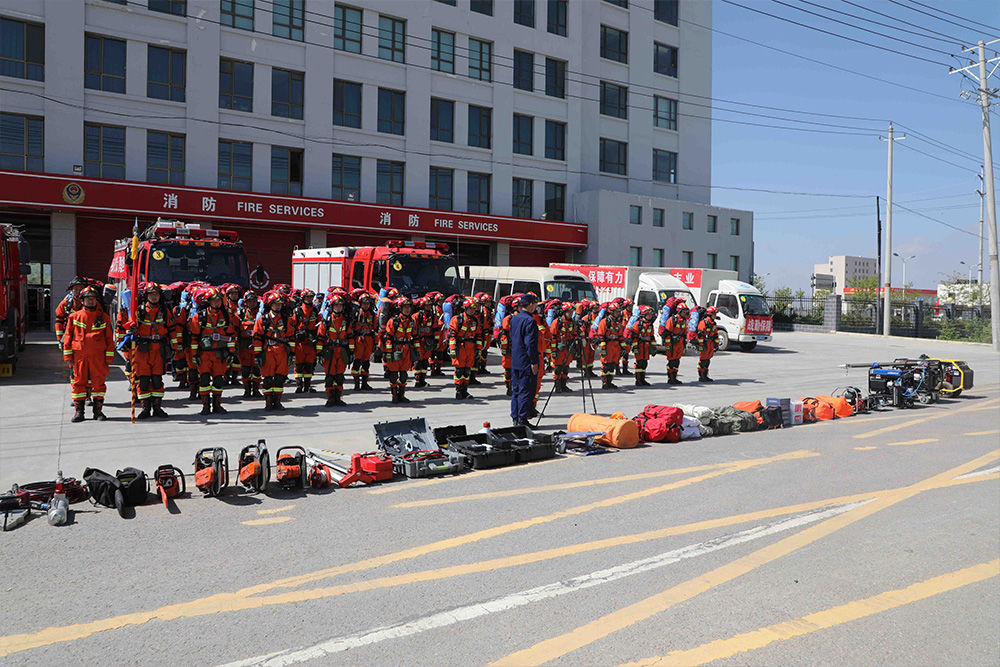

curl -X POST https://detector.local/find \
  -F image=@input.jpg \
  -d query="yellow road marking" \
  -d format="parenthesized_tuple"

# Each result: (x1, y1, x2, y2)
(392, 458, 770, 509)
(853, 397, 1000, 440)
(491, 448, 1000, 666)
(241, 516, 294, 526)
(965, 429, 1000, 436)
(624, 559, 1000, 667)
(0, 450, 815, 659)
(853, 446, 878, 451)
(256, 504, 296, 515)
(886, 438, 938, 447)
(369, 456, 572, 495)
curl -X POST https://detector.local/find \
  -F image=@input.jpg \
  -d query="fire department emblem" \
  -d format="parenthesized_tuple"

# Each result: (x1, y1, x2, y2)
(62, 182, 85, 205)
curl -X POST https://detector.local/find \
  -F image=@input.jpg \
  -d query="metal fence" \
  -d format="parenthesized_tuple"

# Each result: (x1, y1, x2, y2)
(765, 296, 825, 325)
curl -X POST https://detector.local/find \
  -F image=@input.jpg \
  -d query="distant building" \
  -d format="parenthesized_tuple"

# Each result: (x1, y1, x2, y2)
(813, 255, 878, 295)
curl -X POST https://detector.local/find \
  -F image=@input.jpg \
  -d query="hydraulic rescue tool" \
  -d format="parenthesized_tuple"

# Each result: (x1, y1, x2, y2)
(238, 440, 271, 493)
(307, 450, 394, 487)
(194, 447, 229, 497)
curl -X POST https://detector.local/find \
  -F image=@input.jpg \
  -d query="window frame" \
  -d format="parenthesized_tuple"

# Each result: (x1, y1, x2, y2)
(467, 172, 491, 214)
(431, 28, 455, 73)
(544, 57, 566, 98)
(430, 97, 455, 143)
(512, 113, 533, 156)
(0, 112, 44, 172)
(514, 0, 535, 28)
(652, 248, 664, 267)
(653, 208, 664, 228)
(654, 0, 679, 26)
(629, 246, 642, 266)
(376, 159, 405, 205)
(654, 42, 679, 77)
(333, 5, 363, 53)
(468, 105, 492, 149)
(270, 145, 304, 195)
(148, 0, 186, 16)
(513, 49, 534, 91)
(218, 139, 253, 191)
(682, 250, 693, 268)
(600, 25, 628, 64)
(599, 137, 627, 176)
(544, 120, 565, 160)
(600, 81, 628, 119)
(682, 211, 693, 230)
(547, 0, 567, 36)
(378, 15, 406, 63)
(220, 0, 254, 30)
(219, 58, 253, 112)
(83, 123, 126, 179)
(468, 38, 492, 81)
(272, 0, 305, 41)
(707, 252, 718, 270)
(471, 0, 493, 16)
(629, 205, 641, 225)
(271, 67, 304, 120)
(84, 34, 126, 94)
(147, 45, 186, 102)
(653, 148, 677, 183)
(0, 17, 45, 82)
(377, 88, 406, 135)
(333, 79, 362, 128)
(707, 214, 717, 233)
(653, 96, 677, 130)
(544, 182, 565, 220)
(730, 255, 740, 273)
(731, 217, 741, 235)
(146, 130, 185, 185)
(331, 153, 361, 201)
(428, 166, 454, 210)
(512, 177, 533, 218)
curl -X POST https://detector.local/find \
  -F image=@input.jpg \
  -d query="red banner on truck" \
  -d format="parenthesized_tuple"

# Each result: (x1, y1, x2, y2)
(669, 268, 702, 288)
(549, 263, 627, 291)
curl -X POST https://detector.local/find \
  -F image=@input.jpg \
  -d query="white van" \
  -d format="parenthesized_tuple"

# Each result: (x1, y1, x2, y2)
(461, 266, 598, 303)
(706, 279, 773, 351)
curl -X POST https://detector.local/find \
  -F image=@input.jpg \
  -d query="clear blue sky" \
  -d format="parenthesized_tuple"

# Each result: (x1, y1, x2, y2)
(704, 0, 999, 294)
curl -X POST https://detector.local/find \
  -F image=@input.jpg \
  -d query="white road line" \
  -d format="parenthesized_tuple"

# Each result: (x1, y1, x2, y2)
(954, 465, 1000, 480)
(219, 500, 871, 667)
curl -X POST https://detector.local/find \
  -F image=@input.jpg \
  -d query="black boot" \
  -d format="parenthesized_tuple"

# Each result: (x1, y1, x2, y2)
(324, 389, 336, 407)
(304, 379, 317, 393)
(212, 395, 227, 414)
(243, 384, 253, 398)
(414, 376, 427, 388)
(667, 374, 681, 386)
(332, 388, 347, 406)
(397, 387, 410, 404)
(294, 378, 303, 394)
(634, 375, 643, 387)
(188, 384, 199, 401)
(390, 387, 399, 404)
(505, 382, 512, 397)
(137, 398, 152, 420)
(71, 400, 86, 423)
(455, 386, 464, 400)
(263, 394, 273, 411)
(361, 377, 374, 391)
(92, 399, 107, 421)
(251, 383, 263, 398)
(354, 375, 362, 391)
(621, 365, 632, 376)
(200, 395, 212, 415)
(469, 374, 482, 386)
(152, 397, 169, 418)
(272, 393, 285, 411)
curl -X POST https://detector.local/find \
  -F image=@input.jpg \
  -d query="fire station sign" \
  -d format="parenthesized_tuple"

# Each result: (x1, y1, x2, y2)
(0, 171, 587, 248)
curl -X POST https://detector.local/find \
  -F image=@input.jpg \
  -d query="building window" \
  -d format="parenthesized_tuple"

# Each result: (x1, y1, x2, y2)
(707, 253, 717, 269)
(682, 250, 692, 267)
(84, 35, 126, 93)
(378, 16, 405, 63)
(471, 0, 493, 16)
(682, 211, 693, 230)
(272, 68, 304, 119)
(334, 5, 362, 53)
(513, 49, 533, 91)
(544, 182, 565, 220)
(219, 59, 253, 112)
(0, 18, 44, 81)
(599, 138, 627, 176)
(270, 146, 303, 195)
(600, 25, 627, 63)
(653, 149, 677, 183)
(377, 88, 405, 135)
(654, 42, 678, 77)
(428, 167, 454, 210)
(147, 46, 185, 102)
(654, 0, 678, 25)
(469, 38, 492, 81)
(149, 0, 186, 16)
(468, 105, 492, 149)
(653, 248, 664, 267)
(654, 96, 677, 130)
(432, 29, 455, 73)
(513, 114, 533, 155)
(514, 0, 535, 27)
(544, 58, 566, 99)
(600, 82, 628, 119)
(544, 120, 565, 160)
(430, 98, 454, 143)
(547, 0, 567, 36)
(707, 214, 717, 232)
(467, 172, 491, 214)
(331, 154, 361, 201)
(629, 205, 641, 225)
(653, 208, 664, 227)
(731, 217, 741, 235)
(605, 0, 628, 7)
(218, 139, 252, 191)
(512, 178, 533, 218)
(376, 160, 404, 204)
(0, 113, 43, 171)
(146, 131, 184, 184)
(220, 0, 254, 30)
(272, 0, 304, 40)
(434, 0, 456, 5)
(333, 79, 362, 128)
(84, 123, 125, 179)
(730, 255, 740, 273)
(629, 246, 642, 266)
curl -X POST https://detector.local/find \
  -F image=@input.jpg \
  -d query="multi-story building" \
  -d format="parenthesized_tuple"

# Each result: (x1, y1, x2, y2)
(0, 0, 753, 327)
(813, 255, 878, 294)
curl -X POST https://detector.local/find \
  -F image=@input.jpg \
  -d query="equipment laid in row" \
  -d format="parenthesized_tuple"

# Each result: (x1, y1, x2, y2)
(434, 423, 559, 470)
(374, 417, 464, 478)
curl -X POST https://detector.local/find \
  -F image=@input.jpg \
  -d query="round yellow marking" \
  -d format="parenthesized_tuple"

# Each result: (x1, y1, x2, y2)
(152, 250, 165, 260)
(392, 261, 403, 271)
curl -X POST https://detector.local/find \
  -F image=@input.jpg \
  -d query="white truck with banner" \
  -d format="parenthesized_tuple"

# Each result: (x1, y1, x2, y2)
(548, 264, 697, 310)
(664, 268, 773, 351)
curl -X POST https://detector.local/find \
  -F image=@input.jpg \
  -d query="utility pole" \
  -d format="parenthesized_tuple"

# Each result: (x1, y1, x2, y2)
(879, 123, 905, 337)
(978, 167, 985, 306)
(876, 196, 882, 332)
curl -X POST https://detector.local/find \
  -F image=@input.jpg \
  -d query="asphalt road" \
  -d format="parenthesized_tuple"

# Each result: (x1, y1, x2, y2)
(0, 331, 997, 666)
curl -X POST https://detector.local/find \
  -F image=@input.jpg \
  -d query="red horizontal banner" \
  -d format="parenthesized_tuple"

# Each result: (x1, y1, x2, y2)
(0, 171, 588, 248)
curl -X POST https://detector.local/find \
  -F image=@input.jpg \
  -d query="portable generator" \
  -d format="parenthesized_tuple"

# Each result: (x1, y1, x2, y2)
(867, 364, 917, 408)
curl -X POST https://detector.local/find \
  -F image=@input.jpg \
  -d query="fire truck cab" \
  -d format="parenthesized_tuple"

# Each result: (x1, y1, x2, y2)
(293, 240, 462, 297)
(0, 223, 29, 369)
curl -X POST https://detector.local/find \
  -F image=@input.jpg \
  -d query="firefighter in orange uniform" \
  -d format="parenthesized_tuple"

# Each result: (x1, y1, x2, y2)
(222, 284, 243, 385)
(253, 291, 296, 411)
(475, 293, 494, 376)
(316, 293, 353, 407)
(576, 300, 597, 377)
(382, 296, 416, 403)
(291, 288, 320, 393)
(628, 305, 656, 387)
(619, 299, 634, 376)
(350, 290, 377, 391)
(595, 303, 623, 390)
(127, 283, 176, 419)
(548, 303, 577, 393)
(412, 297, 439, 388)
(448, 298, 480, 400)
(189, 286, 237, 414)
(62, 286, 114, 422)
(236, 289, 262, 398)
(659, 302, 690, 385)
(54, 276, 88, 342)
(696, 306, 719, 382)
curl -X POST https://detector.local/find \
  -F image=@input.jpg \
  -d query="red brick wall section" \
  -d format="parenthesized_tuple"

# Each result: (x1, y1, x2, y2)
(508, 244, 567, 267)
(76, 215, 137, 282)
(214, 224, 307, 287)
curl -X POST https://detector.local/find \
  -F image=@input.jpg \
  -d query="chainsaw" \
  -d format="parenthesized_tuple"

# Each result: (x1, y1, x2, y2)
(153, 465, 186, 509)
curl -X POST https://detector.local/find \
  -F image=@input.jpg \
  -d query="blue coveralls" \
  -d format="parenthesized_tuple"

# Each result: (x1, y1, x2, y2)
(510, 310, 538, 423)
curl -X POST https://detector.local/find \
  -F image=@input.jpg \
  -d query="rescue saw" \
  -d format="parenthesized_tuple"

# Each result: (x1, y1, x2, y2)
(194, 447, 229, 497)
(238, 439, 271, 493)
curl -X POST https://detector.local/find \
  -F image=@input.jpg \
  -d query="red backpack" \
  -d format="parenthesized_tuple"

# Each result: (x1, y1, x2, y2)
(633, 405, 684, 443)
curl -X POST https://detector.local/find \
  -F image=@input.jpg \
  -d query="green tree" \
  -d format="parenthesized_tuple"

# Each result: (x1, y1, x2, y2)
(773, 286, 793, 314)
(752, 274, 767, 296)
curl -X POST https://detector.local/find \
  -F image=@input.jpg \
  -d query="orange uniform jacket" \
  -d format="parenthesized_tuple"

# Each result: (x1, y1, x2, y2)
(62, 308, 114, 401)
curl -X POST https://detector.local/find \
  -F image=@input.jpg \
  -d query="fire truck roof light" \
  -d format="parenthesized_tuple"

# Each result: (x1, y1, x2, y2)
(205, 229, 220, 237)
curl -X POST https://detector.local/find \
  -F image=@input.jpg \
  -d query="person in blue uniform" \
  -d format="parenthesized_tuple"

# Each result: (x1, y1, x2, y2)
(510, 293, 539, 426)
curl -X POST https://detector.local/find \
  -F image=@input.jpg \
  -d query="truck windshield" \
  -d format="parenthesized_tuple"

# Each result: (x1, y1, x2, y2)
(739, 293, 770, 316)
(657, 290, 696, 309)
(545, 280, 597, 302)
(388, 255, 461, 296)
(147, 242, 249, 287)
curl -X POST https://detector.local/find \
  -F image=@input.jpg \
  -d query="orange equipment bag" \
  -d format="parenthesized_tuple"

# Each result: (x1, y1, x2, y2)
(733, 400, 764, 425)
(816, 395, 854, 418)
(800, 397, 835, 421)
(567, 413, 640, 449)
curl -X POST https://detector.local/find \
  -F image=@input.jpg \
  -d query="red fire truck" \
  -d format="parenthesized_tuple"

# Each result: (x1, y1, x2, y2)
(292, 240, 462, 297)
(0, 223, 29, 371)
(108, 218, 256, 320)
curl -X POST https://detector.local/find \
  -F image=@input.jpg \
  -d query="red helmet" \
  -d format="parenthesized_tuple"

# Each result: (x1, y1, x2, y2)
(204, 286, 223, 302)
(264, 290, 284, 307)
(300, 288, 316, 300)
(705, 306, 718, 317)
(243, 289, 259, 301)
(462, 298, 476, 309)
(223, 283, 241, 296)
(413, 296, 427, 308)
(80, 285, 100, 299)
(395, 296, 412, 308)
(328, 294, 345, 308)
(639, 305, 654, 316)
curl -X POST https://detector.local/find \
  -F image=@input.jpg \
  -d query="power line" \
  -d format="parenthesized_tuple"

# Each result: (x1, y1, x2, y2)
(836, 0, 970, 46)
(895, 124, 999, 168)
(895, 141, 987, 175)
(894, 202, 979, 237)
(885, 0, 1000, 41)
(719, 0, 953, 67)
(755, 191, 976, 215)
(903, 0, 1000, 34)
(757, 202, 978, 221)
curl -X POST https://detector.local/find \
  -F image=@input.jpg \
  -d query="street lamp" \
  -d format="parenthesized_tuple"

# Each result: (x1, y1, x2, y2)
(959, 261, 973, 284)
(893, 253, 915, 297)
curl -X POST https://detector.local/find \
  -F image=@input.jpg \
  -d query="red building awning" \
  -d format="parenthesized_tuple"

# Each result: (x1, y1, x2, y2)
(0, 171, 587, 248)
